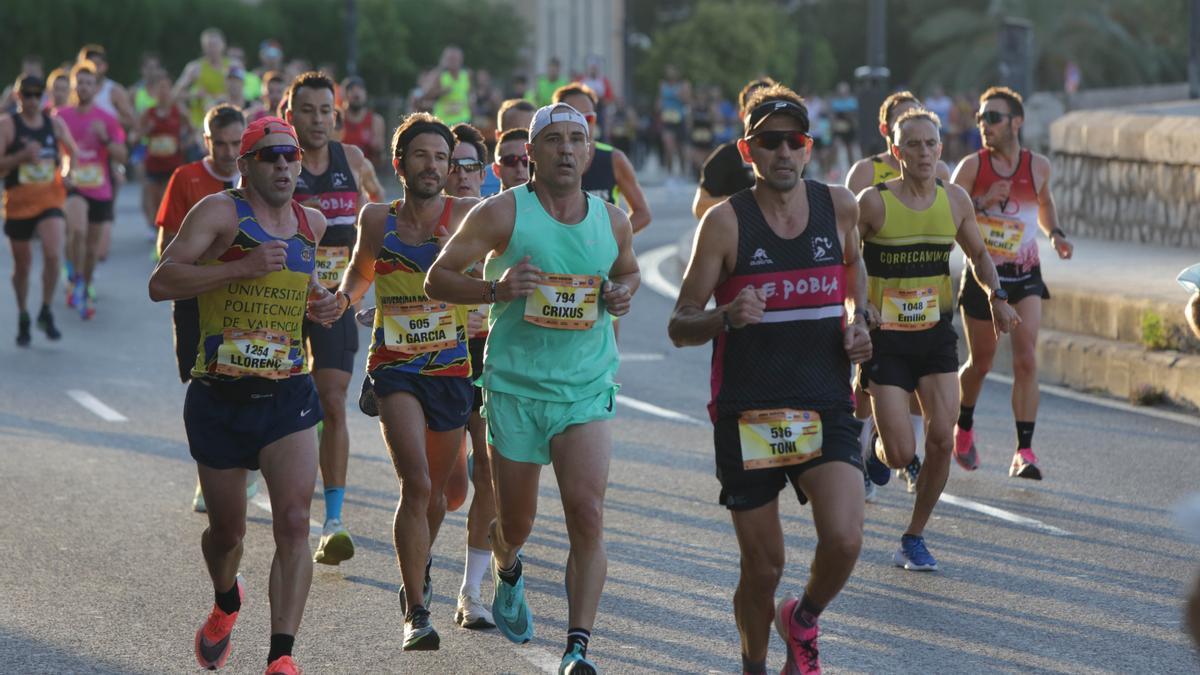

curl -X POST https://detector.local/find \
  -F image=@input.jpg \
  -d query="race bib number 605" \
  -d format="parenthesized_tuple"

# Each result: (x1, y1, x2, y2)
(737, 409, 822, 470)
(382, 301, 458, 354)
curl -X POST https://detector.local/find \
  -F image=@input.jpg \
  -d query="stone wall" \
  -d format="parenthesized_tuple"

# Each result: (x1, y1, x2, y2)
(1049, 109, 1200, 248)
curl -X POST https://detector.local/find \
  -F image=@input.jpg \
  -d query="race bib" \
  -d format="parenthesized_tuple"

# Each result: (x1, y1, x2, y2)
(214, 328, 291, 379)
(73, 162, 106, 189)
(524, 274, 600, 330)
(147, 134, 178, 157)
(738, 409, 822, 470)
(691, 128, 713, 144)
(977, 215, 1023, 261)
(382, 301, 459, 354)
(18, 159, 55, 185)
(315, 246, 350, 290)
(662, 109, 683, 125)
(880, 286, 939, 331)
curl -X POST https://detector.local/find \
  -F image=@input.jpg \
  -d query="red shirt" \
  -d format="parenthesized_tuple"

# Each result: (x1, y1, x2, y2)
(154, 159, 238, 232)
(142, 105, 186, 175)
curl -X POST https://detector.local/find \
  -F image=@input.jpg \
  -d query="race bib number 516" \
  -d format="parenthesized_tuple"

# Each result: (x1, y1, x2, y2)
(738, 409, 822, 470)
(524, 274, 600, 330)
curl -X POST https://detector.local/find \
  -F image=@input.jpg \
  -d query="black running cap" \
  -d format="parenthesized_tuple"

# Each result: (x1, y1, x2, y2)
(17, 75, 45, 94)
(744, 99, 809, 134)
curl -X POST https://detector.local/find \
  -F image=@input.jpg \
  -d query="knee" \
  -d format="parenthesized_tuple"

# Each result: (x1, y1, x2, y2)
(399, 474, 432, 512)
(820, 529, 862, 563)
(878, 433, 914, 468)
(1011, 349, 1037, 380)
(207, 519, 246, 551)
(967, 346, 995, 373)
(562, 498, 604, 544)
(924, 426, 954, 458)
(739, 548, 785, 592)
(319, 390, 347, 427)
(273, 502, 312, 545)
(497, 511, 534, 548)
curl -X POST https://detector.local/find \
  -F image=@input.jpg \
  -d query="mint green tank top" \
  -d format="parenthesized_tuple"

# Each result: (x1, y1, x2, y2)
(483, 184, 619, 401)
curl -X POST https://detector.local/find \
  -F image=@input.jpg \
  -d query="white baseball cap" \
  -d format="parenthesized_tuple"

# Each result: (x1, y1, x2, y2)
(529, 103, 590, 141)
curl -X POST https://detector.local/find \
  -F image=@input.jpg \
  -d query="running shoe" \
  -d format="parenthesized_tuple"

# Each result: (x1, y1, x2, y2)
(864, 432, 890, 486)
(899, 454, 921, 493)
(80, 286, 95, 320)
(559, 643, 598, 674)
(402, 606, 440, 651)
(774, 593, 821, 675)
(265, 654, 302, 674)
(398, 557, 433, 615)
(193, 482, 206, 513)
(358, 377, 379, 417)
(455, 592, 495, 629)
(313, 519, 355, 565)
(354, 306, 375, 327)
(16, 312, 31, 347)
(194, 575, 245, 670)
(36, 306, 61, 340)
(893, 534, 938, 571)
(1010, 448, 1042, 480)
(492, 559, 534, 643)
(952, 426, 979, 471)
(246, 471, 259, 499)
(65, 275, 78, 308)
(862, 464, 877, 503)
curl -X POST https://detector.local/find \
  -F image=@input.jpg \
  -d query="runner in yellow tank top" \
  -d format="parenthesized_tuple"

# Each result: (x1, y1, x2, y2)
(844, 91, 953, 496)
(856, 108, 1018, 573)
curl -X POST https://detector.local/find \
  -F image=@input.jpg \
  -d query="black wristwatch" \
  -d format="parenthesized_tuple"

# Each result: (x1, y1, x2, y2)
(989, 287, 1009, 304)
(722, 309, 736, 332)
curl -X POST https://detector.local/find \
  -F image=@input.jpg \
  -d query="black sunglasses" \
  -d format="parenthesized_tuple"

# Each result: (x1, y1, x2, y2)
(450, 158, 483, 173)
(748, 130, 811, 151)
(243, 145, 302, 163)
(497, 154, 529, 168)
(975, 110, 1013, 125)
(20, 90, 43, 99)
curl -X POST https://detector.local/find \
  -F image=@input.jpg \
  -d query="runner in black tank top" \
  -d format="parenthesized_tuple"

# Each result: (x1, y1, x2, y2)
(668, 87, 873, 674)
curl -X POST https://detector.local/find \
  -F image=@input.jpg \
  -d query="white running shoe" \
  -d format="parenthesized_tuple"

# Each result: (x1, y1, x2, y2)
(455, 593, 496, 629)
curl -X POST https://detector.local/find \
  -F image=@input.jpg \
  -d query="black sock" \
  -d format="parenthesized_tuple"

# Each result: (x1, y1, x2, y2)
(958, 405, 976, 431)
(1016, 421, 1035, 449)
(791, 594, 823, 629)
(214, 580, 241, 615)
(565, 627, 590, 657)
(267, 633, 294, 663)
(741, 653, 768, 674)
(498, 556, 522, 585)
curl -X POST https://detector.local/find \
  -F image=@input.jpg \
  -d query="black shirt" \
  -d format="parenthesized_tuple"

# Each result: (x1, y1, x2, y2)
(699, 141, 753, 198)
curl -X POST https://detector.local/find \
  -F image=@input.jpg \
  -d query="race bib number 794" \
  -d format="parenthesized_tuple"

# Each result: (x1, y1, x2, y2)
(524, 273, 601, 330)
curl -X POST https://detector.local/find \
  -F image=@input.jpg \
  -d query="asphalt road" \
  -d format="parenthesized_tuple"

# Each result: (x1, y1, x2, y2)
(1, 183, 1197, 674)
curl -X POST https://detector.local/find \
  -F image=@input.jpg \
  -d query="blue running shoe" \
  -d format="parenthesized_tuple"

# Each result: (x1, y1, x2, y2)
(865, 431, 891, 486)
(559, 644, 597, 674)
(492, 559, 534, 643)
(893, 534, 938, 571)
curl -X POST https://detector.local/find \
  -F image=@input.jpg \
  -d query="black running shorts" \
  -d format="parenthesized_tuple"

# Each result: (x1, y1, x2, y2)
(184, 375, 322, 470)
(959, 266, 1050, 321)
(304, 310, 359, 373)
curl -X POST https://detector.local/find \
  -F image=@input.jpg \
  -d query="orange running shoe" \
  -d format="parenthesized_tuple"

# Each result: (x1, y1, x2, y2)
(194, 575, 245, 670)
(265, 655, 303, 674)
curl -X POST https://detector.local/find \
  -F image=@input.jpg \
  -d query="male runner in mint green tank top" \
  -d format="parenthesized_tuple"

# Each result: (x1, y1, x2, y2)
(427, 103, 639, 674)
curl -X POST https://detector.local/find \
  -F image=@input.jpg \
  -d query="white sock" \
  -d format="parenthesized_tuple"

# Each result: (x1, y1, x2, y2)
(858, 416, 875, 459)
(460, 545, 492, 598)
(911, 414, 925, 457)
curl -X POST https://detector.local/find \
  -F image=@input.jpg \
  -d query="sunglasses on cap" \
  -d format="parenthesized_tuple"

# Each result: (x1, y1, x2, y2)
(748, 130, 811, 151)
(243, 145, 302, 163)
(975, 110, 1014, 125)
(497, 153, 529, 168)
(449, 158, 484, 174)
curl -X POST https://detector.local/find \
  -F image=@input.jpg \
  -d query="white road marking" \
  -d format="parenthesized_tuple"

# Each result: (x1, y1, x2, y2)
(249, 492, 322, 537)
(639, 243, 684, 301)
(986, 372, 1200, 429)
(515, 648, 561, 674)
(616, 394, 706, 426)
(939, 493, 1072, 536)
(620, 352, 665, 362)
(66, 389, 128, 422)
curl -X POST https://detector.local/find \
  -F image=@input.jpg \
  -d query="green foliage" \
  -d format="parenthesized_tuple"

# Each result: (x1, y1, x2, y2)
(635, 0, 801, 100)
(1141, 310, 1170, 351)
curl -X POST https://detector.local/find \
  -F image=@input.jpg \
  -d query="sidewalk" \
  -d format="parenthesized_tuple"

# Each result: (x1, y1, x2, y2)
(669, 224, 1200, 412)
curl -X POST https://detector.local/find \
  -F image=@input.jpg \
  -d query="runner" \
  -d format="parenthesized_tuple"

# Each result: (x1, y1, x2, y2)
(139, 70, 191, 239)
(692, 77, 776, 219)
(174, 28, 230, 133)
(249, 71, 286, 123)
(424, 46, 472, 127)
(148, 115, 341, 675)
(552, 84, 652, 233)
(657, 65, 690, 179)
(951, 86, 1073, 480)
(445, 123, 488, 199)
(58, 59, 127, 320)
(76, 44, 135, 131)
(426, 102, 639, 673)
(283, 71, 370, 566)
(339, 75, 385, 166)
(154, 104, 247, 511)
(669, 84, 872, 675)
(221, 66, 256, 115)
(1, 74, 76, 346)
(845, 91, 954, 495)
(857, 108, 1019, 572)
(492, 128, 530, 191)
(335, 112, 478, 649)
(496, 98, 536, 138)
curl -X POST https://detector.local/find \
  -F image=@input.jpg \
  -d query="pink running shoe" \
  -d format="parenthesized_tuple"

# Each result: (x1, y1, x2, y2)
(1010, 447, 1042, 480)
(265, 655, 303, 675)
(194, 575, 245, 670)
(953, 427, 979, 471)
(774, 593, 821, 675)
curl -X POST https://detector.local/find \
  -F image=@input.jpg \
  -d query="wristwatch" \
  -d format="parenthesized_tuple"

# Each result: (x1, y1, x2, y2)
(989, 287, 1009, 304)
